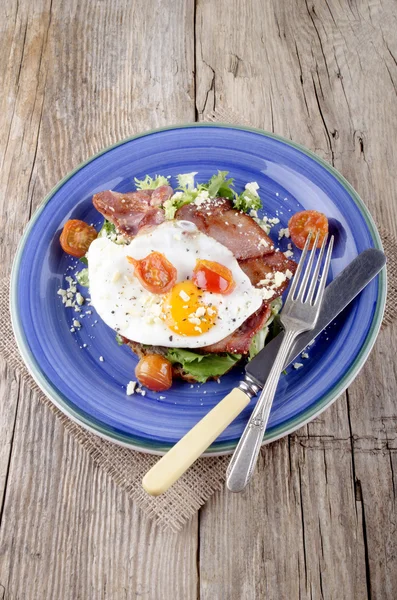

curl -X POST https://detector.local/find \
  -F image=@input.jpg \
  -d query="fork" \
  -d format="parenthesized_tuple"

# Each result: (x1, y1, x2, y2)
(226, 232, 334, 493)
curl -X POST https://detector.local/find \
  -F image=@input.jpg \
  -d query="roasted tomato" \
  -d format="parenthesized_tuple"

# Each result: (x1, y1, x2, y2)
(135, 354, 173, 391)
(288, 210, 328, 250)
(192, 259, 235, 295)
(60, 219, 98, 258)
(127, 251, 177, 294)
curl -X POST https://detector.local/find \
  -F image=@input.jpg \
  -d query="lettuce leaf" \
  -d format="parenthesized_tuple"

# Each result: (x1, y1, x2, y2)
(76, 268, 89, 287)
(166, 348, 241, 383)
(134, 174, 169, 190)
(248, 297, 283, 359)
(234, 189, 262, 213)
(204, 171, 235, 199)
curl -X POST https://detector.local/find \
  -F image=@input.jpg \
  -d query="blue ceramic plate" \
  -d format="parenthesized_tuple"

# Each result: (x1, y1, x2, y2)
(11, 125, 386, 454)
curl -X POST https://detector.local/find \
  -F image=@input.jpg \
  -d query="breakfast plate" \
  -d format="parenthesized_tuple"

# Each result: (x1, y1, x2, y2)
(11, 124, 386, 454)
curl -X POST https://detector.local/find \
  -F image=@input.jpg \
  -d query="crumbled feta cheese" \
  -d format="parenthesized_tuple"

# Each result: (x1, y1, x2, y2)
(179, 290, 190, 302)
(73, 319, 81, 328)
(112, 271, 121, 283)
(267, 217, 280, 225)
(207, 307, 216, 316)
(70, 327, 75, 333)
(99, 356, 104, 362)
(76, 292, 85, 305)
(249, 209, 258, 218)
(284, 250, 294, 258)
(285, 269, 293, 279)
(260, 288, 275, 300)
(278, 227, 290, 240)
(188, 315, 201, 326)
(65, 299, 73, 308)
(293, 362, 304, 370)
(245, 181, 260, 197)
(57, 288, 66, 297)
(258, 239, 269, 248)
(301, 352, 309, 359)
(194, 190, 210, 206)
(274, 272, 287, 287)
(195, 306, 206, 318)
(194, 326, 203, 333)
(126, 381, 137, 395)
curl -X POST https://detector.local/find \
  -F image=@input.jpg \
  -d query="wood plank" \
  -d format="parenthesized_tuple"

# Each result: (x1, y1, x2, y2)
(0, 380, 198, 600)
(0, 0, 197, 598)
(196, 0, 397, 597)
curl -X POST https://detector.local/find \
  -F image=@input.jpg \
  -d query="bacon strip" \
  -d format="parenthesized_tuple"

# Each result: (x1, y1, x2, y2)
(202, 303, 272, 354)
(93, 189, 166, 237)
(176, 199, 274, 260)
(239, 252, 297, 297)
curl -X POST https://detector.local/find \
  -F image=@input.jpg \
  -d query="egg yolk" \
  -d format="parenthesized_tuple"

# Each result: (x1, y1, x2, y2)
(162, 281, 218, 336)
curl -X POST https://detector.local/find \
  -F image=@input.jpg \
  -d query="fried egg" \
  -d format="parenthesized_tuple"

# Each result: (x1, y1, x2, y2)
(87, 221, 263, 348)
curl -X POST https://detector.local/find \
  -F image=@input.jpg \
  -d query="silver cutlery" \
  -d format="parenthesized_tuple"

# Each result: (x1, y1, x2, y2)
(226, 232, 334, 492)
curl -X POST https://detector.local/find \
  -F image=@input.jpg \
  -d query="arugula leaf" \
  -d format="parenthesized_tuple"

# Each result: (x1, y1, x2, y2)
(134, 174, 169, 190)
(79, 256, 88, 266)
(166, 348, 241, 383)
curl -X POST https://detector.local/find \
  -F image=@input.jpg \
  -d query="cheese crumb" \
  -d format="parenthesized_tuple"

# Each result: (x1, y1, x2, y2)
(76, 292, 85, 305)
(195, 306, 206, 318)
(293, 362, 304, 370)
(126, 381, 137, 396)
(284, 250, 294, 258)
(285, 269, 293, 279)
(278, 227, 290, 240)
(245, 181, 260, 197)
(301, 352, 309, 359)
(179, 290, 190, 302)
(99, 356, 104, 362)
(274, 272, 287, 287)
(73, 319, 81, 328)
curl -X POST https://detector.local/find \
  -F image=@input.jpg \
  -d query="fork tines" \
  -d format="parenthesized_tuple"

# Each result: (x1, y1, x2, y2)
(288, 232, 334, 306)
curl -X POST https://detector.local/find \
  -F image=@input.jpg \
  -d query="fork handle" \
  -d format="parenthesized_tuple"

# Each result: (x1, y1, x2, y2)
(226, 328, 298, 492)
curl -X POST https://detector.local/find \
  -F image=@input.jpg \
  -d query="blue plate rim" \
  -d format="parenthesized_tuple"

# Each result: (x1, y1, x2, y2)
(10, 123, 387, 455)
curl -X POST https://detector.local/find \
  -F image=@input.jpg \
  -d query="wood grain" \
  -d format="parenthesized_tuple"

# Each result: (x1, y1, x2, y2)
(0, 0, 197, 598)
(0, 0, 396, 597)
(196, 0, 397, 597)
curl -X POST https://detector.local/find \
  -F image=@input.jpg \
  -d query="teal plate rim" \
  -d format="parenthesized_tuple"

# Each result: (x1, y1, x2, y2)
(10, 123, 387, 455)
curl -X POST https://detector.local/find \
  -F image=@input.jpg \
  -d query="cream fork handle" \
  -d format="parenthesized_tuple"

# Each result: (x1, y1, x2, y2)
(142, 388, 251, 496)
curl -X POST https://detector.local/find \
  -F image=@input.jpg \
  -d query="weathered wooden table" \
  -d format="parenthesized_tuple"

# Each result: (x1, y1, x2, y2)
(1, 1, 396, 598)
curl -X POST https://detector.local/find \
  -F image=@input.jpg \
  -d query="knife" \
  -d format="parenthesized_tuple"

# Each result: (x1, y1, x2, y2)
(246, 247, 386, 387)
(142, 248, 386, 496)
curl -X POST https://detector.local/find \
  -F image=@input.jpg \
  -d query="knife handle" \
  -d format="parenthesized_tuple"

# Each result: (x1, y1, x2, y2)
(142, 388, 251, 496)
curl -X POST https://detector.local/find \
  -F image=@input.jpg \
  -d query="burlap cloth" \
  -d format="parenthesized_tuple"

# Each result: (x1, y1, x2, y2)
(2, 108, 395, 533)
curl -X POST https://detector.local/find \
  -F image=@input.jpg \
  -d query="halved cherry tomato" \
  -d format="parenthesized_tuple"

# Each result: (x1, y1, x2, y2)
(192, 259, 235, 295)
(60, 219, 98, 258)
(127, 251, 177, 294)
(288, 210, 328, 250)
(135, 354, 173, 391)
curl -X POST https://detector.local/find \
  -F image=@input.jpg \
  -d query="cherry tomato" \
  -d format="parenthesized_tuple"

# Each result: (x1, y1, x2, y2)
(192, 259, 235, 295)
(135, 354, 173, 391)
(127, 251, 177, 294)
(288, 210, 328, 250)
(60, 219, 98, 258)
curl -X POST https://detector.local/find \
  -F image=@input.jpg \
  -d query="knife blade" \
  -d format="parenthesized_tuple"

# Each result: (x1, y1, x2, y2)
(245, 248, 386, 388)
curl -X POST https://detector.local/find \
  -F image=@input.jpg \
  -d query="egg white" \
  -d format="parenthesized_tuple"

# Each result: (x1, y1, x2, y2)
(87, 221, 263, 348)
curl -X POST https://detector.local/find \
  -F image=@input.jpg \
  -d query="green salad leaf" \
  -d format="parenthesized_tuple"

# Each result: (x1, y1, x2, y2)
(80, 256, 88, 266)
(76, 268, 89, 287)
(134, 174, 169, 190)
(204, 171, 235, 199)
(248, 297, 283, 359)
(233, 188, 262, 213)
(166, 348, 241, 383)
(99, 219, 117, 238)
